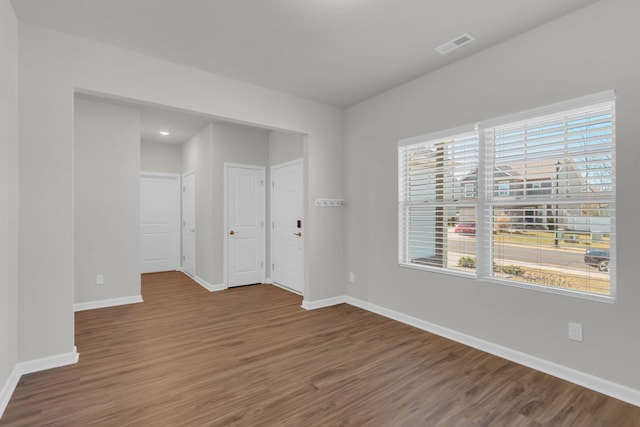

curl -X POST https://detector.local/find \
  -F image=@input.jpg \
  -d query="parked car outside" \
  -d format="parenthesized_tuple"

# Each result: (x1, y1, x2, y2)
(584, 249, 610, 272)
(454, 222, 476, 235)
(503, 223, 548, 233)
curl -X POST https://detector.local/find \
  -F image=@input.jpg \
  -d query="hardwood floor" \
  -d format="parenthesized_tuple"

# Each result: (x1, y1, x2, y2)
(2, 271, 638, 426)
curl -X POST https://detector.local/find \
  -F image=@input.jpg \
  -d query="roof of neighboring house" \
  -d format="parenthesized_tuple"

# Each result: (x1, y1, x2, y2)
(459, 159, 581, 183)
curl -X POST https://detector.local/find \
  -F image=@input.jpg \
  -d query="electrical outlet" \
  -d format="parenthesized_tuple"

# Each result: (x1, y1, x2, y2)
(568, 322, 583, 342)
(96, 274, 104, 285)
(349, 272, 355, 283)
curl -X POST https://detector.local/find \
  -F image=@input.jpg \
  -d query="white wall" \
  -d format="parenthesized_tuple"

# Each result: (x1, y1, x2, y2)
(0, 0, 18, 397)
(344, 0, 640, 392)
(18, 21, 343, 363)
(141, 140, 182, 174)
(182, 124, 215, 284)
(74, 97, 141, 304)
(269, 131, 304, 167)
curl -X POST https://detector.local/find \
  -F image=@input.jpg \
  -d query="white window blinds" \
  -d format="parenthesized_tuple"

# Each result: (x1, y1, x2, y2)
(484, 96, 615, 296)
(398, 130, 478, 273)
(398, 91, 616, 300)
(486, 101, 615, 202)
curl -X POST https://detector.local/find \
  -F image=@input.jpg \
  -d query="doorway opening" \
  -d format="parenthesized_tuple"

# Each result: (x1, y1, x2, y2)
(72, 91, 307, 306)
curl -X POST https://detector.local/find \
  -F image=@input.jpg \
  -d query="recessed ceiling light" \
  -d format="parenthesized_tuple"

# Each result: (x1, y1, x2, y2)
(159, 131, 170, 136)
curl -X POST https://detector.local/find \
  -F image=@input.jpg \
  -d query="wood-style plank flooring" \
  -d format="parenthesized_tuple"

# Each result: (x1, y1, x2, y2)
(2, 271, 639, 426)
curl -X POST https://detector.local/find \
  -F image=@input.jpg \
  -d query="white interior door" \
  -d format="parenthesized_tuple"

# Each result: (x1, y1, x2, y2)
(226, 164, 265, 287)
(140, 173, 180, 273)
(271, 159, 304, 293)
(182, 171, 196, 278)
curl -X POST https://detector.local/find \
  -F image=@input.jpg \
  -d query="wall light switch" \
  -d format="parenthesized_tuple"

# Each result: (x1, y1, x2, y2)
(96, 274, 104, 285)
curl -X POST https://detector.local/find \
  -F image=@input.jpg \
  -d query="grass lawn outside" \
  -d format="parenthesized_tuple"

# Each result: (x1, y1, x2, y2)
(494, 267, 610, 295)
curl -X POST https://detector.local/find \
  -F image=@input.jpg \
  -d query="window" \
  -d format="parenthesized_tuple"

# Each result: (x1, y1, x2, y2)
(464, 184, 476, 198)
(398, 91, 616, 300)
(398, 128, 478, 274)
(497, 182, 511, 196)
(526, 181, 552, 196)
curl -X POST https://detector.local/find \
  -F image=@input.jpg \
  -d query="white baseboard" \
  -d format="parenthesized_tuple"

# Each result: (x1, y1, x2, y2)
(74, 295, 143, 312)
(263, 277, 273, 284)
(301, 296, 346, 310)
(0, 365, 21, 418)
(1, 346, 80, 418)
(192, 275, 226, 292)
(302, 294, 640, 407)
(271, 282, 302, 296)
(18, 346, 79, 376)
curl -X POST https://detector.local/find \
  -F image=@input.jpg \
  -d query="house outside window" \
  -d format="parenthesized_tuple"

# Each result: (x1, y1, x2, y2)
(526, 180, 552, 196)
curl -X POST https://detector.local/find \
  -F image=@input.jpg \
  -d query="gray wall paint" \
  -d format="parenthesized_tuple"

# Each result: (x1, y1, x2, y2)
(141, 140, 182, 173)
(344, 0, 640, 390)
(268, 131, 304, 167)
(182, 124, 215, 284)
(182, 121, 270, 285)
(17, 22, 343, 363)
(0, 0, 18, 393)
(74, 97, 141, 304)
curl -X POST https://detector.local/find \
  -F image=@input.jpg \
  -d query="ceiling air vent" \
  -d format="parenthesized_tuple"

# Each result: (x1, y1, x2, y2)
(435, 33, 475, 55)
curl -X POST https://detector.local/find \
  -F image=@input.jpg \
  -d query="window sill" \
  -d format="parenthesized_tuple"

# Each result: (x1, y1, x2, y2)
(399, 262, 477, 280)
(480, 276, 616, 304)
(398, 262, 615, 303)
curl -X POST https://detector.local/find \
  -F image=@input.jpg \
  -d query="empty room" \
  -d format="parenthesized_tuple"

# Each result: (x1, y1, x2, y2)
(1, 0, 639, 425)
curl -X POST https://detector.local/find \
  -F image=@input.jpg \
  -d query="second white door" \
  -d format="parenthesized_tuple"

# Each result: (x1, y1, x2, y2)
(226, 164, 265, 287)
(271, 160, 304, 293)
(182, 171, 196, 278)
(140, 173, 180, 273)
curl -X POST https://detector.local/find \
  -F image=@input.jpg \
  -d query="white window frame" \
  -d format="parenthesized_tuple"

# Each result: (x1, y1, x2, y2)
(398, 91, 616, 302)
(464, 185, 476, 198)
(398, 125, 479, 277)
(496, 182, 510, 197)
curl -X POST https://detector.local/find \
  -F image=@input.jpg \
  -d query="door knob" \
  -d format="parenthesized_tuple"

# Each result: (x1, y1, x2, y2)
(229, 230, 235, 235)
(294, 232, 302, 237)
